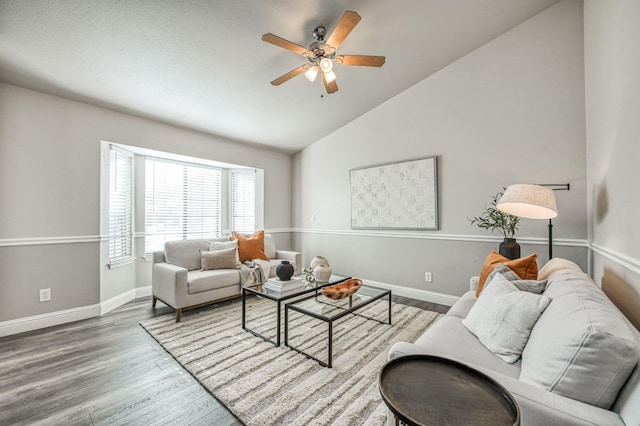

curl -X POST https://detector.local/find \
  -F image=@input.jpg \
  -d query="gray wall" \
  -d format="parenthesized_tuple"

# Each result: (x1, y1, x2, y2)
(584, 0, 640, 330)
(293, 0, 587, 301)
(0, 83, 293, 324)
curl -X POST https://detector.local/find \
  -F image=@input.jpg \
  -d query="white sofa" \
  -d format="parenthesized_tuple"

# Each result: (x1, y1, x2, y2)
(152, 234, 301, 321)
(389, 258, 640, 425)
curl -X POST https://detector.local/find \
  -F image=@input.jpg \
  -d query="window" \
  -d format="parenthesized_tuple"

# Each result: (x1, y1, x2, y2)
(108, 146, 133, 262)
(231, 169, 256, 234)
(145, 158, 222, 252)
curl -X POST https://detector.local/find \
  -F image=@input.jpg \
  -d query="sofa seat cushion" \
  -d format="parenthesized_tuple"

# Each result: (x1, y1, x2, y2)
(520, 268, 639, 409)
(412, 315, 521, 379)
(187, 269, 240, 294)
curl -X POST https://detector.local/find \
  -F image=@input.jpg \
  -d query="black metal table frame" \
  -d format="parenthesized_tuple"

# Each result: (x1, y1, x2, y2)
(241, 276, 349, 347)
(284, 287, 392, 368)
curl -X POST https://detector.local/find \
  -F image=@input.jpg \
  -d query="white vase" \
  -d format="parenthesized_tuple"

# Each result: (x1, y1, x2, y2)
(313, 264, 332, 282)
(310, 255, 330, 269)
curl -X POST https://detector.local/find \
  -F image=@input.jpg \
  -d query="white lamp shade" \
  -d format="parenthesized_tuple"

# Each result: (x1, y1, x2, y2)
(319, 57, 333, 72)
(304, 66, 318, 82)
(323, 70, 336, 83)
(497, 184, 558, 219)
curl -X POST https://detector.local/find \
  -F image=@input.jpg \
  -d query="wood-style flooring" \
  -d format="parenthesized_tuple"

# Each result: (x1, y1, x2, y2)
(0, 295, 448, 426)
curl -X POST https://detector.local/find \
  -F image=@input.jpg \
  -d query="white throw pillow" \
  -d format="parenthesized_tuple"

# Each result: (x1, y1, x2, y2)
(462, 274, 551, 363)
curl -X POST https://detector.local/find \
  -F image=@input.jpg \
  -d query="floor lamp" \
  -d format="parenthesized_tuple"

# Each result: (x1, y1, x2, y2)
(496, 183, 570, 260)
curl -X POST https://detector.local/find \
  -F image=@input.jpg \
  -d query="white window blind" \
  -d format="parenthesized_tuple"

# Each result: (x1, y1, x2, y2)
(145, 158, 222, 252)
(108, 146, 133, 262)
(231, 168, 256, 234)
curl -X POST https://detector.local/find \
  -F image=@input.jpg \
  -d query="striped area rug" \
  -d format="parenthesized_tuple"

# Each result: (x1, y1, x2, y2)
(140, 295, 442, 426)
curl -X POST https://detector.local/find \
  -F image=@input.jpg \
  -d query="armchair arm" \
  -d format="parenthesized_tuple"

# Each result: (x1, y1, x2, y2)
(470, 276, 480, 291)
(275, 250, 302, 274)
(152, 262, 188, 308)
(153, 250, 166, 264)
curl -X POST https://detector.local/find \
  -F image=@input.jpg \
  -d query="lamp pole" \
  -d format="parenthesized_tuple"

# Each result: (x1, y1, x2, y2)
(539, 184, 570, 261)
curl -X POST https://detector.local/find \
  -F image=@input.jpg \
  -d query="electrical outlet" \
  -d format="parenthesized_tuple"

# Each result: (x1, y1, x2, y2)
(424, 272, 433, 283)
(39, 288, 51, 302)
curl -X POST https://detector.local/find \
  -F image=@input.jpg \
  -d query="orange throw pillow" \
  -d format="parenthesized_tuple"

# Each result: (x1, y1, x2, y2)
(232, 230, 269, 262)
(476, 251, 539, 297)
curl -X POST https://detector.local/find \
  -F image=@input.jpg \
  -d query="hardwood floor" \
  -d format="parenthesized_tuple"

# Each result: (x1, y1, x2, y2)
(0, 295, 448, 425)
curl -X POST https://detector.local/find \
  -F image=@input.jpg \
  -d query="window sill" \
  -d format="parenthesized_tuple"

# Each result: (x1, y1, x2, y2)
(108, 257, 135, 269)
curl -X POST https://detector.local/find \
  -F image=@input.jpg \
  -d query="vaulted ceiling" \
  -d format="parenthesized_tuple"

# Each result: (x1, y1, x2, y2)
(0, 0, 561, 153)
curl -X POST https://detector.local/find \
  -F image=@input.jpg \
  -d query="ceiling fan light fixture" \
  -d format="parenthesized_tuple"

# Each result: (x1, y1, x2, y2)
(304, 65, 319, 82)
(324, 70, 337, 83)
(319, 57, 333, 73)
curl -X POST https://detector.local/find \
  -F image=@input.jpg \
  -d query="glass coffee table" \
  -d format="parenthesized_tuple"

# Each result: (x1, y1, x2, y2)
(242, 274, 349, 347)
(284, 284, 391, 368)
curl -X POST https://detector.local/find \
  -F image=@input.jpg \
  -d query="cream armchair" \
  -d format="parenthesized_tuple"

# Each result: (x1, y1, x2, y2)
(152, 234, 301, 321)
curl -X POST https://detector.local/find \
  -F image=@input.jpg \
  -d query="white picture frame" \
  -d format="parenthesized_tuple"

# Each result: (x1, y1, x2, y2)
(349, 156, 438, 230)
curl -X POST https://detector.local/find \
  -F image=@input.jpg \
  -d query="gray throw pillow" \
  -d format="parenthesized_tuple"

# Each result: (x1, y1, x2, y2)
(462, 274, 551, 363)
(486, 263, 548, 294)
(209, 240, 240, 265)
(200, 247, 238, 271)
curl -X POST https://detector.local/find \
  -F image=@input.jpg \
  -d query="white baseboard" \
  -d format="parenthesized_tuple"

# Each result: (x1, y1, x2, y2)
(135, 286, 152, 298)
(361, 279, 460, 307)
(0, 304, 101, 337)
(100, 289, 136, 315)
(0, 286, 153, 337)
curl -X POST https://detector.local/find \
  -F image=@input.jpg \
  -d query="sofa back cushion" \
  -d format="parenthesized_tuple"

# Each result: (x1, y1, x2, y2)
(164, 238, 228, 271)
(520, 265, 639, 409)
(264, 234, 277, 259)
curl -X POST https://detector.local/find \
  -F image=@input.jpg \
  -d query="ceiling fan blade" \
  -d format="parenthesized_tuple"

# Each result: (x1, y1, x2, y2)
(321, 72, 339, 94)
(270, 64, 308, 86)
(324, 11, 361, 51)
(262, 33, 309, 56)
(335, 55, 385, 67)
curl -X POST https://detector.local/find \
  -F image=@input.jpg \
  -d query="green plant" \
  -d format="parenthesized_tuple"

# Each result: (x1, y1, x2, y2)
(469, 189, 520, 238)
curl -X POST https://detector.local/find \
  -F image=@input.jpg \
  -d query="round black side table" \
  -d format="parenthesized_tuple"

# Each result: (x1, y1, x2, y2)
(379, 355, 520, 426)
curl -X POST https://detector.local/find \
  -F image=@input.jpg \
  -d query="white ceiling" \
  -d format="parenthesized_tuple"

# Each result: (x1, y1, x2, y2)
(0, 0, 561, 153)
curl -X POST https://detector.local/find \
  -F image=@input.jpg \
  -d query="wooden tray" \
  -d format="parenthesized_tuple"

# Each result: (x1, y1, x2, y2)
(321, 278, 363, 300)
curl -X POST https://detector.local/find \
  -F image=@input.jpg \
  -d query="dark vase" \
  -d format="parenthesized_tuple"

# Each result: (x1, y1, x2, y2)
(276, 261, 294, 281)
(499, 238, 521, 260)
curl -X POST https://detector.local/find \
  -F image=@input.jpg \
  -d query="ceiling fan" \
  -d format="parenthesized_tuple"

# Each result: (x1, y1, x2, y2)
(262, 11, 385, 94)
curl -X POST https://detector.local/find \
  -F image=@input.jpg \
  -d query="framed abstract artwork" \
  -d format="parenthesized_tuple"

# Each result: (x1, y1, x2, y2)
(349, 156, 438, 230)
